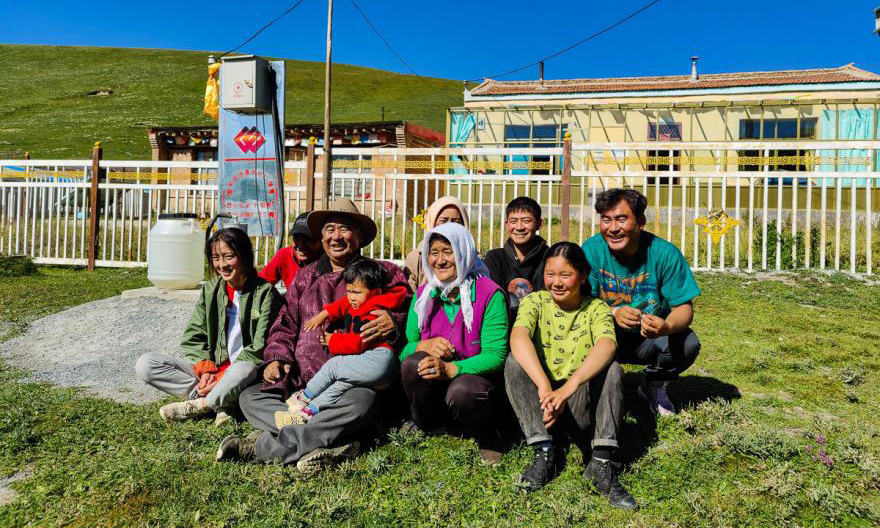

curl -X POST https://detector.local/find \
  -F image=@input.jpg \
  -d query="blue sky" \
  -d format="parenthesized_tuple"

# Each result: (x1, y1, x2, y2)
(5, 0, 880, 81)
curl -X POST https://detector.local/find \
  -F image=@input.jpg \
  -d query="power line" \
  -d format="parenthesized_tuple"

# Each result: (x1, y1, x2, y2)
(219, 0, 310, 58)
(348, 0, 434, 86)
(469, 0, 662, 82)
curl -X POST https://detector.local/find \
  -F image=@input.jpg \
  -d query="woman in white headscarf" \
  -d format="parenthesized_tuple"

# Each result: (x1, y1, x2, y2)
(403, 196, 470, 292)
(398, 222, 509, 466)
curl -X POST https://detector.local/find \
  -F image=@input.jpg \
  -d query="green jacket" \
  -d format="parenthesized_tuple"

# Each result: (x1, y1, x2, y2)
(180, 275, 283, 366)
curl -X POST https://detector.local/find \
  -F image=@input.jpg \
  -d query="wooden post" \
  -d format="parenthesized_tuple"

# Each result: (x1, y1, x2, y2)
(305, 137, 316, 211)
(560, 131, 572, 241)
(87, 142, 102, 270)
(321, 0, 334, 209)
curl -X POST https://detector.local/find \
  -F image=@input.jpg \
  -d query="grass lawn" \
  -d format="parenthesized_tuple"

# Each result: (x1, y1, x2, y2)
(0, 45, 463, 159)
(0, 267, 879, 526)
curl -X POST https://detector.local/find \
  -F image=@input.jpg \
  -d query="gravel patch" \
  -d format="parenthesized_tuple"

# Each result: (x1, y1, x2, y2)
(0, 296, 194, 404)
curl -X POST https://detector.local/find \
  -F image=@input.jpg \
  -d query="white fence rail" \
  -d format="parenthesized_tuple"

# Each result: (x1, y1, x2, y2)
(2, 142, 879, 275)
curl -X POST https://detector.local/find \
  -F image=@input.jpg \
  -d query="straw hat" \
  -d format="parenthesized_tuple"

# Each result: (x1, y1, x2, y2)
(307, 198, 378, 246)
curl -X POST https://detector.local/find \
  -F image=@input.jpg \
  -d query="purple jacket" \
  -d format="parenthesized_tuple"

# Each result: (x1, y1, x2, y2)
(261, 254, 410, 397)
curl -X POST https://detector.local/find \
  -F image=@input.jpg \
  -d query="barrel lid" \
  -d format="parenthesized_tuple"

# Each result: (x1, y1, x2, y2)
(158, 213, 198, 220)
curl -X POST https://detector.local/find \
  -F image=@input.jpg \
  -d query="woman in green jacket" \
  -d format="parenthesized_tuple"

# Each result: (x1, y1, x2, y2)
(136, 228, 282, 423)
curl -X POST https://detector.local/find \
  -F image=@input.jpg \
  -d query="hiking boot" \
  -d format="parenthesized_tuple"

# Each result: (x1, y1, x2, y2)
(159, 399, 210, 421)
(637, 380, 675, 416)
(216, 430, 262, 462)
(274, 409, 308, 429)
(583, 458, 640, 510)
(516, 446, 558, 492)
(296, 441, 360, 474)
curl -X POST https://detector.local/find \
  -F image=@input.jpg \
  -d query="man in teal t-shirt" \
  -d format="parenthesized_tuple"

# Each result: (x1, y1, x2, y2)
(582, 189, 701, 416)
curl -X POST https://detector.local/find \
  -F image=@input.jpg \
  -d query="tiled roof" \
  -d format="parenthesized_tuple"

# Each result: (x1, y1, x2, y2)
(469, 64, 880, 96)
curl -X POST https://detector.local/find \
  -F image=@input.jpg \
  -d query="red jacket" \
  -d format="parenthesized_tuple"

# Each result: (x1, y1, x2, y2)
(258, 247, 300, 288)
(323, 285, 408, 355)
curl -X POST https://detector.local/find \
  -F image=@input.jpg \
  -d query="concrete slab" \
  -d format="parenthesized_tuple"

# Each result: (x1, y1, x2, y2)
(121, 285, 202, 302)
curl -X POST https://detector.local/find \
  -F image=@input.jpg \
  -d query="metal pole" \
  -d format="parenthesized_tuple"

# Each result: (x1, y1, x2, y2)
(560, 131, 572, 241)
(305, 137, 317, 210)
(321, 0, 334, 209)
(88, 142, 102, 270)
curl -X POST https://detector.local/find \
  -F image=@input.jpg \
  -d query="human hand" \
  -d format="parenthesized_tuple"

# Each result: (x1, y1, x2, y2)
(304, 311, 329, 331)
(417, 337, 455, 359)
(320, 331, 334, 346)
(198, 379, 219, 397)
(613, 306, 642, 329)
(536, 383, 559, 427)
(263, 360, 291, 383)
(196, 372, 215, 396)
(640, 314, 668, 338)
(540, 382, 576, 417)
(360, 310, 394, 344)
(417, 355, 456, 380)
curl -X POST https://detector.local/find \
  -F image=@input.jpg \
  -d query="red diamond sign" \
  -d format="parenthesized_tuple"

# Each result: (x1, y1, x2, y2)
(233, 126, 266, 153)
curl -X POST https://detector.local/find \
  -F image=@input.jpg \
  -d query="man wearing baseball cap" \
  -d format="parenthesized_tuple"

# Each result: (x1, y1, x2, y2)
(259, 212, 324, 288)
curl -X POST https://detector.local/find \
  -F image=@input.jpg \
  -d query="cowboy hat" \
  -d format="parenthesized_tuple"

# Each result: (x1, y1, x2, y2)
(307, 198, 378, 246)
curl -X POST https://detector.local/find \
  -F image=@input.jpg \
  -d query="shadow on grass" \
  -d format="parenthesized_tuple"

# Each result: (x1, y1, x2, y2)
(616, 372, 741, 466)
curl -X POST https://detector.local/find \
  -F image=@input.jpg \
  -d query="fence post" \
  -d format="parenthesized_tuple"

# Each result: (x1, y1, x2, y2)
(560, 131, 572, 241)
(305, 137, 316, 211)
(87, 142, 102, 271)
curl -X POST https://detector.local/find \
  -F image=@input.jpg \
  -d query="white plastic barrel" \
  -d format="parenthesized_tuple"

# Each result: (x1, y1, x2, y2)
(147, 213, 204, 290)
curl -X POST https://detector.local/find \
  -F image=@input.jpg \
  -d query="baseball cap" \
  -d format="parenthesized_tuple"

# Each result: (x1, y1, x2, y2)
(289, 212, 314, 238)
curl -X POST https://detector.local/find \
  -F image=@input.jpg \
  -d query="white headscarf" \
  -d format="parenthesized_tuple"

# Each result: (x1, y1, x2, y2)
(414, 222, 488, 333)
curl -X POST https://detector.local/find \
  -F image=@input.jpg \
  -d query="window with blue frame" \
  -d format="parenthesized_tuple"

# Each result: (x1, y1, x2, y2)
(503, 124, 566, 175)
(738, 118, 817, 185)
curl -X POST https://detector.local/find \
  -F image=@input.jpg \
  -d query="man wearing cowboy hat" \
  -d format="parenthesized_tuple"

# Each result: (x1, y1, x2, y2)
(217, 199, 411, 471)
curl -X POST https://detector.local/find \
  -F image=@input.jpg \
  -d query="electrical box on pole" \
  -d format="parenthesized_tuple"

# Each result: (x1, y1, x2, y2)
(220, 55, 273, 114)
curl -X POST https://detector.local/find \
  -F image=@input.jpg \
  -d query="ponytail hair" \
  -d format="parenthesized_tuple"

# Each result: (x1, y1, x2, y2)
(544, 241, 591, 294)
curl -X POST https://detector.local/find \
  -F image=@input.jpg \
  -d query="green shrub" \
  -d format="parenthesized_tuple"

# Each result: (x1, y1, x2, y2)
(0, 255, 38, 277)
(753, 219, 821, 270)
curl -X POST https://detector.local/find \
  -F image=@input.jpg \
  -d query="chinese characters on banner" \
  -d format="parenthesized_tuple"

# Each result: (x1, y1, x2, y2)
(217, 61, 285, 237)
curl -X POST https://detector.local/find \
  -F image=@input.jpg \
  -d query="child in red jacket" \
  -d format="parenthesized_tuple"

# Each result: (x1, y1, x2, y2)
(275, 258, 408, 426)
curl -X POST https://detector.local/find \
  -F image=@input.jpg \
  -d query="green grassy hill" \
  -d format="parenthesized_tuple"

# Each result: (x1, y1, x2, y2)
(0, 45, 464, 160)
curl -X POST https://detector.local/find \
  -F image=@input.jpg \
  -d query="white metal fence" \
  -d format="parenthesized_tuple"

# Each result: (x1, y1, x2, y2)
(2, 141, 879, 275)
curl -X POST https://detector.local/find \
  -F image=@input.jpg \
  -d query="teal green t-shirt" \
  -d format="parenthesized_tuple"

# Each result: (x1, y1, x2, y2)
(581, 232, 700, 323)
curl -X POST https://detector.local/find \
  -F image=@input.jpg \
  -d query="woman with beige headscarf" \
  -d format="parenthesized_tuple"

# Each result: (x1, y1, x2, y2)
(403, 196, 470, 292)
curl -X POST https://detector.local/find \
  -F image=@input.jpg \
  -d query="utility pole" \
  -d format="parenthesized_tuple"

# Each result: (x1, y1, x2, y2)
(321, 0, 334, 209)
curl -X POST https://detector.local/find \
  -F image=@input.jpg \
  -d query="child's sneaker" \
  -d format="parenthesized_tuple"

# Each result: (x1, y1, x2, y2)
(637, 380, 675, 416)
(274, 408, 310, 429)
(285, 390, 311, 415)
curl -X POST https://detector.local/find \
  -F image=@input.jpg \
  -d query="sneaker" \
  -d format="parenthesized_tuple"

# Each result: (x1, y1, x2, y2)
(399, 420, 447, 436)
(285, 390, 310, 414)
(159, 399, 210, 421)
(637, 380, 675, 416)
(296, 441, 360, 474)
(477, 430, 504, 467)
(479, 448, 503, 467)
(274, 409, 309, 429)
(216, 430, 262, 462)
(583, 458, 640, 510)
(516, 446, 558, 492)
(214, 411, 234, 427)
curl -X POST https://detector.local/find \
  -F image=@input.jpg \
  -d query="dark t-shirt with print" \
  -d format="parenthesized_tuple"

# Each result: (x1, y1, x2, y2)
(581, 232, 700, 330)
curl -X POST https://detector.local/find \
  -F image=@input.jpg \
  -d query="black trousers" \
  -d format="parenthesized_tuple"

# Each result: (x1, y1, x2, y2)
(616, 327, 701, 382)
(400, 352, 497, 436)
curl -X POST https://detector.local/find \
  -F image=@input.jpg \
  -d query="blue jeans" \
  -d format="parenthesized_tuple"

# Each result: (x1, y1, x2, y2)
(304, 347, 395, 410)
